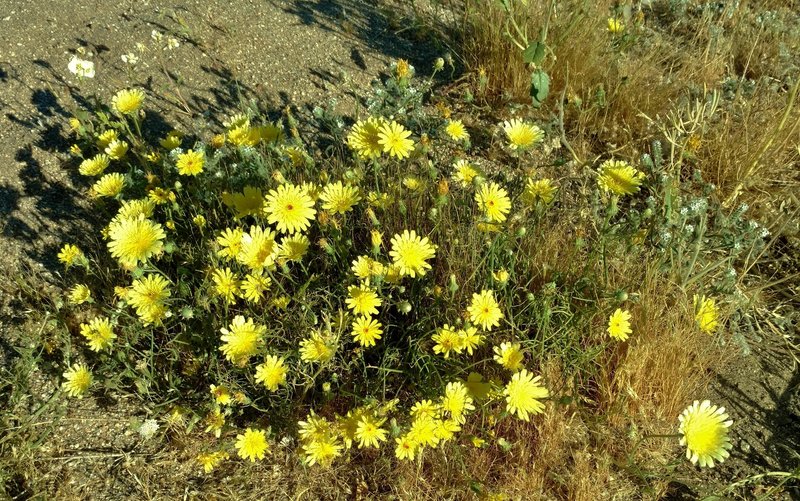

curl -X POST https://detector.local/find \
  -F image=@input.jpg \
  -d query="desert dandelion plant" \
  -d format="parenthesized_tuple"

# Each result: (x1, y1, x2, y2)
(504, 369, 549, 421)
(678, 400, 733, 468)
(597, 159, 645, 196)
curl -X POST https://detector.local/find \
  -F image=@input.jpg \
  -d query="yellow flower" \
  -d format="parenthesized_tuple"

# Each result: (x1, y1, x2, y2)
(411, 399, 440, 420)
(395, 58, 412, 79)
(210, 134, 226, 149)
(522, 178, 557, 206)
(389, 230, 436, 278)
(678, 400, 733, 468)
(219, 315, 265, 366)
(451, 159, 480, 188)
(80, 317, 116, 352)
(235, 428, 269, 462)
(68, 284, 92, 305)
(502, 118, 544, 150)
(255, 355, 289, 391)
(441, 381, 475, 424)
(278, 233, 310, 263)
(351, 255, 378, 281)
(302, 435, 342, 467)
(176, 149, 205, 176)
(607, 17, 625, 34)
(69, 117, 81, 131)
(104, 139, 129, 160)
(458, 327, 483, 355)
(196, 451, 228, 473)
(216, 227, 245, 260)
(432, 324, 464, 358)
(694, 295, 719, 334)
(299, 330, 336, 363)
(351, 316, 382, 347)
(147, 187, 175, 205)
(395, 435, 418, 461)
(403, 176, 423, 191)
(107, 215, 165, 267)
(607, 308, 632, 341)
(160, 131, 183, 150)
(347, 117, 387, 159)
(127, 274, 171, 325)
(210, 384, 232, 405)
(371, 230, 383, 250)
(96, 130, 118, 148)
(241, 272, 271, 303)
(597, 159, 645, 196)
(212, 267, 240, 304)
(476, 182, 511, 223)
(263, 183, 316, 234)
(504, 369, 549, 421)
(58, 244, 84, 267)
(445, 119, 469, 141)
(345, 285, 382, 316)
(378, 121, 415, 159)
(112, 88, 145, 115)
(91, 173, 125, 198)
(238, 225, 278, 270)
(192, 214, 207, 228)
(228, 124, 259, 147)
(221, 186, 264, 219)
(492, 268, 510, 285)
(204, 409, 225, 437)
(408, 416, 439, 448)
(320, 181, 361, 214)
(79, 154, 110, 176)
(493, 342, 524, 371)
(355, 415, 387, 448)
(62, 363, 92, 398)
(467, 290, 504, 331)
(116, 198, 155, 220)
(434, 418, 461, 443)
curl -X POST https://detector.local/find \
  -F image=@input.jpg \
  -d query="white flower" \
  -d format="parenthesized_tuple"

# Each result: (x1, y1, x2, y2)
(165, 37, 180, 50)
(151, 30, 164, 43)
(139, 418, 160, 440)
(68, 55, 95, 78)
(121, 53, 139, 65)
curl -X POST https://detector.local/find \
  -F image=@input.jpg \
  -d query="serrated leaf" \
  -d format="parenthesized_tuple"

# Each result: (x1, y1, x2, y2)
(523, 41, 546, 65)
(530, 69, 550, 108)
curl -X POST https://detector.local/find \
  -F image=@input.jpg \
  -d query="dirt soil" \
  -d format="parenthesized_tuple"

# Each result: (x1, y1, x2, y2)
(0, 0, 798, 499)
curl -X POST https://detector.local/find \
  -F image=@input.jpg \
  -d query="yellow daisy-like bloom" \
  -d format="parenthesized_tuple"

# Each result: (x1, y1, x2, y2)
(196, 451, 228, 473)
(441, 381, 475, 424)
(432, 324, 464, 359)
(264, 183, 316, 234)
(62, 363, 92, 398)
(104, 139, 129, 160)
(678, 400, 733, 468)
(351, 316, 383, 347)
(79, 154, 110, 176)
(279, 234, 310, 263)
(212, 267, 240, 304)
(210, 384, 232, 406)
(434, 418, 461, 443)
(238, 225, 278, 270)
(493, 342, 524, 371)
(221, 186, 264, 219)
(607, 308, 632, 341)
(96, 129, 118, 148)
(345, 285, 382, 316)
(219, 315, 265, 366)
(694, 295, 719, 334)
(216, 227, 245, 260)
(235, 428, 269, 462)
(160, 131, 183, 150)
(445, 119, 469, 141)
(597, 159, 645, 196)
(502, 118, 544, 150)
(107, 215, 165, 267)
(255, 355, 289, 391)
(126, 274, 171, 325)
(241, 272, 271, 303)
(58, 244, 84, 267)
(408, 416, 439, 448)
(378, 121, 415, 159)
(607, 17, 625, 34)
(347, 117, 387, 159)
(475, 182, 511, 223)
(302, 435, 343, 467)
(192, 214, 207, 228)
(467, 290, 504, 331)
(320, 181, 361, 214)
(299, 329, 336, 363)
(147, 187, 175, 205)
(116, 198, 155, 220)
(79, 317, 116, 352)
(68, 284, 92, 305)
(522, 178, 557, 206)
(389, 230, 436, 278)
(411, 399, 440, 420)
(204, 409, 225, 437)
(351, 255, 377, 281)
(451, 159, 480, 188)
(175, 149, 205, 176)
(504, 369, 549, 421)
(112, 88, 145, 115)
(91, 173, 125, 198)
(458, 326, 483, 355)
(355, 415, 387, 448)
(395, 435, 418, 461)
(228, 124, 260, 147)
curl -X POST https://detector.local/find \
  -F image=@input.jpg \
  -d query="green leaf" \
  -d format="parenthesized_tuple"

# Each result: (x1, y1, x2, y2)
(523, 41, 546, 65)
(530, 69, 550, 108)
